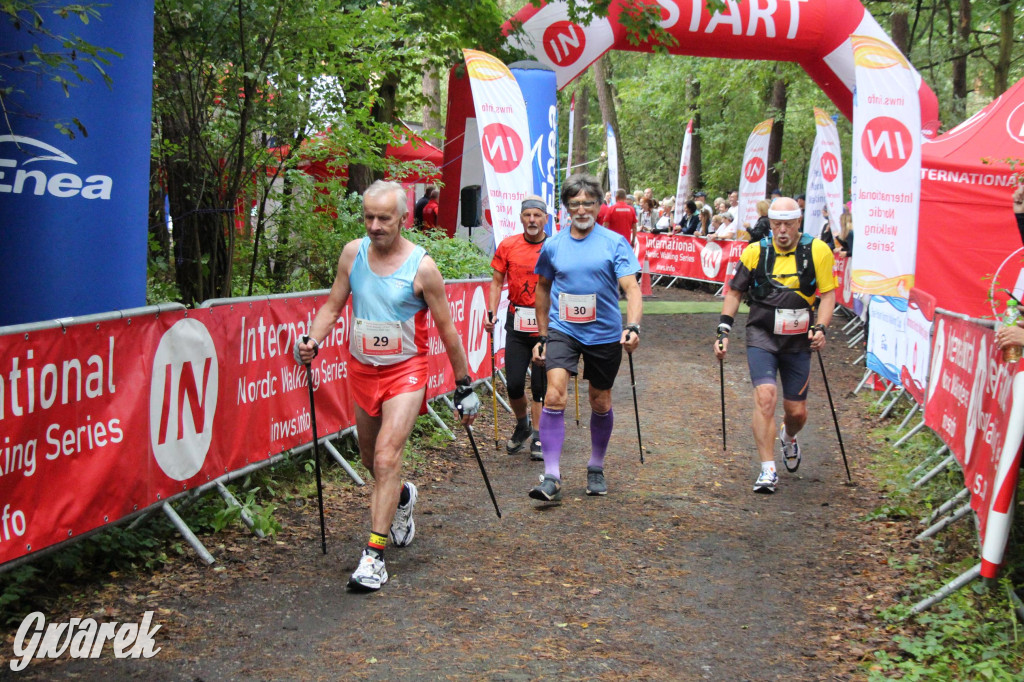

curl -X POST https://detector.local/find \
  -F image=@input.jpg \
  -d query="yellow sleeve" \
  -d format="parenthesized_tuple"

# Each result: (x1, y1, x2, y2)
(811, 239, 837, 293)
(740, 242, 761, 271)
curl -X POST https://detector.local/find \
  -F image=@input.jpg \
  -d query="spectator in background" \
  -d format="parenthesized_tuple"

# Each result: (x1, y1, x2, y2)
(654, 199, 674, 233)
(710, 212, 738, 241)
(422, 188, 440, 229)
(834, 211, 854, 257)
(748, 199, 771, 243)
(726, 190, 740, 222)
(1013, 184, 1024, 246)
(413, 185, 435, 228)
(637, 196, 656, 232)
(603, 188, 639, 247)
(707, 214, 724, 238)
(678, 200, 701, 235)
(818, 207, 836, 250)
(795, 194, 806, 231)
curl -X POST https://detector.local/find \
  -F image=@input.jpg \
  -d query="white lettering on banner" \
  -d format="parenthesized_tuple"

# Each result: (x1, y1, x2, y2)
(0, 136, 113, 200)
(239, 312, 346, 366)
(694, 0, 807, 40)
(0, 338, 116, 421)
(44, 417, 123, 460)
(0, 504, 28, 543)
(270, 408, 311, 442)
(149, 319, 219, 482)
(9, 611, 162, 672)
(1, 436, 36, 477)
(467, 287, 488, 373)
(920, 168, 1019, 187)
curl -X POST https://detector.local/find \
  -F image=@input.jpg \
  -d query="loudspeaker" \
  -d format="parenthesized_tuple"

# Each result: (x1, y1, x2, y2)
(460, 185, 482, 227)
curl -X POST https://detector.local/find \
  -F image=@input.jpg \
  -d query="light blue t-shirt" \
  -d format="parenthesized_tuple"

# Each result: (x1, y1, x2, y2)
(534, 225, 640, 344)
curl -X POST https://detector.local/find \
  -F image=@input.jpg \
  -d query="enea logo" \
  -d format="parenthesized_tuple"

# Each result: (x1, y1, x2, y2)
(467, 286, 488, 373)
(0, 135, 112, 200)
(482, 123, 524, 173)
(700, 241, 723, 279)
(543, 21, 586, 66)
(820, 152, 840, 182)
(149, 319, 219, 481)
(861, 117, 913, 173)
(743, 157, 765, 183)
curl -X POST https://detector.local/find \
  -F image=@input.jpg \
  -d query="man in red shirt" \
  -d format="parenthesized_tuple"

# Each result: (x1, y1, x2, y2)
(485, 196, 549, 459)
(422, 188, 440, 229)
(601, 188, 637, 247)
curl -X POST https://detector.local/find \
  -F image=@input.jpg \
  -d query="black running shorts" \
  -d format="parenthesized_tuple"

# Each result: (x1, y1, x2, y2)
(544, 329, 623, 391)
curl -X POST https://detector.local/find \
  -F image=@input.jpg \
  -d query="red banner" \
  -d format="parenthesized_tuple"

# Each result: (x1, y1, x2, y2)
(637, 233, 745, 283)
(0, 281, 491, 566)
(923, 315, 1022, 555)
(834, 253, 855, 309)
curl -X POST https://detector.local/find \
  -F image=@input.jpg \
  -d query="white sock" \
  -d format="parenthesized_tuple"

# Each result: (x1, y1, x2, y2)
(761, 461, 776, 474)
(780, 424, 794, 442)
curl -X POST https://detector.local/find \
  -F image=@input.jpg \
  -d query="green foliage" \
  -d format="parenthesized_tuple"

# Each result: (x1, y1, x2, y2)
(406, 228, 492, 279)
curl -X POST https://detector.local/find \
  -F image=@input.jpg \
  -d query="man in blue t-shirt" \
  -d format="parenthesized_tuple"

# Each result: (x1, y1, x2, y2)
(529, 173, 643, 501)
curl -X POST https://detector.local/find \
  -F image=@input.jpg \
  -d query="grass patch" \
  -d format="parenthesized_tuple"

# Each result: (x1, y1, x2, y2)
(620, 300, 749, 315)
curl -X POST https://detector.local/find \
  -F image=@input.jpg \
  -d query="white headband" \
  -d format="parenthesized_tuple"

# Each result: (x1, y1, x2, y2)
(768, 208, 802, 220)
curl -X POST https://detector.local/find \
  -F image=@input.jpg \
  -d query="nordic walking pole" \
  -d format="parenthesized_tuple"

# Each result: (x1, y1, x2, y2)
(719, 356, 727, 451)
(626, 331, 644, 464)
(462, 423, 502, 518)
(817, 350, 852, 482)
(574, 374, 580, 427)
(301, 338, 327, 555)
(488, 326, 500, 450)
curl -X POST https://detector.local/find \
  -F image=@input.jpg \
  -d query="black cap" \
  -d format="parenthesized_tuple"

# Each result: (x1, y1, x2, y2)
(694, 191, 706, 197)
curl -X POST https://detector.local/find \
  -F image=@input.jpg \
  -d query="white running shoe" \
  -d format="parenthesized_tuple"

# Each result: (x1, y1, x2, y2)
(348, 551, 388, 591)
(753, 469, 778, 494)
(389, 482, 418, 547)
(779, 425, 801, 472)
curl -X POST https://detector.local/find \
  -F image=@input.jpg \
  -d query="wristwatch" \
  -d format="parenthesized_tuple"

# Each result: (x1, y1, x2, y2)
(456, 375, 472, 387)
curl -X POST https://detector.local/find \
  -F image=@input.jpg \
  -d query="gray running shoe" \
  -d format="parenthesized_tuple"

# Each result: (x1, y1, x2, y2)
(389, 482, 417, 547)
(529, 474, 562, 502)
(779, 425, 802, 472)
(586, 466, 607, 496)
(348, 551, 388, 591)
(506, 423, 532, 453)
(753, 469, 778, 494)
(529, 434, 543, 461)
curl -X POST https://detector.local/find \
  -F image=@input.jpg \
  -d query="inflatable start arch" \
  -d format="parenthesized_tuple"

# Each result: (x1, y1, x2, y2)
(505, 0, 940, 135)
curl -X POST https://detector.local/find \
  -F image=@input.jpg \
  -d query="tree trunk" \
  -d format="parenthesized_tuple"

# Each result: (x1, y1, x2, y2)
(950, 0, 971, 122)
(994, 0, 1016, 94)
(571, 84, 590, 172)
(348, 73, 400, 198)
(593, 55, 629, 192)
(890, 4, 910, 55)
(688, 79, 703, 192)
(766, 71, 787, 195)
(421, 66, 443, 148)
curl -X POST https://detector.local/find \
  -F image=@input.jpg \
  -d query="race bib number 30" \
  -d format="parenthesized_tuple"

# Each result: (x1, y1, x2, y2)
(559, 293, 597, 324)
(513, 306, 539, 333)
(355, 318, 403, 355)
(774, 308, 810, 336)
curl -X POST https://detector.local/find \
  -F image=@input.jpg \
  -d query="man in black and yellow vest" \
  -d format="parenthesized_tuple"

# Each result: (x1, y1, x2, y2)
(713, 196, 836, 494)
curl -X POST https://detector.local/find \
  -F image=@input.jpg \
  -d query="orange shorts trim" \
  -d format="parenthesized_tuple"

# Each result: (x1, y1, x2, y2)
(348, 355, 429, 417)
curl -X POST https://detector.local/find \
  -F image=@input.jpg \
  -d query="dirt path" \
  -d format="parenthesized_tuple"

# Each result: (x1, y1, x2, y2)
(4, 286, 896, 681)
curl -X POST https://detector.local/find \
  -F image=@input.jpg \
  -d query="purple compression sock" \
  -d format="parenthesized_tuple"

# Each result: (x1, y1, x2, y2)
(538, 407, 565, 479)
(589, 408, 613, 469)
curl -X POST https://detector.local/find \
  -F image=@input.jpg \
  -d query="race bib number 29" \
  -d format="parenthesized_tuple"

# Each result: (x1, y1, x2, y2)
(559, 293, 597, 324)
(355, 318, 403, 355)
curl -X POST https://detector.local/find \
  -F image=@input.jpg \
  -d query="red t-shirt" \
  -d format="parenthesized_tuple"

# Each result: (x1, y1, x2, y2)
(423, 199, 439, 228)
(602, 201, 637, 244)
(491, 233, 545, 307)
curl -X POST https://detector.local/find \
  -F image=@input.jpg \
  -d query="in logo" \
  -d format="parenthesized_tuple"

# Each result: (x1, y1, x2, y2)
(482, 123, 524, 173)
(820, 152, 840, 182)
(743, 157, 765, 183)
(700, 241, 723, 279)
(467, 286, 488, 373)
(543, 21, 586, 66)
(149, 319, 219, 481)
(861, 117, 913, 173)
(1006, 103, 1024, 145)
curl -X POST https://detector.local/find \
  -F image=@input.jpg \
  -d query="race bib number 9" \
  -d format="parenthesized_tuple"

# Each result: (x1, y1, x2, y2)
(559, 293, 597, 324)
(513, 306, 539, 333)
(774, 308, 810, 336)
(355, 318, 403, 355)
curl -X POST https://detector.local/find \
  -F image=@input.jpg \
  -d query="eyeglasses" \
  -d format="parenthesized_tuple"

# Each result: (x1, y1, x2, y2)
(567, 200, 597, 209)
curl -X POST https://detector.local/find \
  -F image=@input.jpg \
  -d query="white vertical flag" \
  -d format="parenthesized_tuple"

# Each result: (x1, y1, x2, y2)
(737, 119, 773, 229)
(804, 108, 845, 238)
(463, 49, 536, 247)
(673, 119, 694, 224)
(850, 35, 921, 297)
(606, 122, 619, 195)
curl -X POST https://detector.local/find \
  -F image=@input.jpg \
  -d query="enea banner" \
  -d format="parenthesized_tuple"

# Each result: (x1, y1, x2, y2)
(850, 35, 921, 298)
(737, 119, 772, 229)
(0, 2, 154, 326)
(866, 296, 907, 386)
(463, 50, 535, 248)
(0, 281, 491, 567)
(638, 234, 746, 284)
(803, 108, 845, 239)
(673, 120, 694, 224)
(510, 63, 558, 234)
(606, 123, 619, 194)
(923, 314, 1023, 578)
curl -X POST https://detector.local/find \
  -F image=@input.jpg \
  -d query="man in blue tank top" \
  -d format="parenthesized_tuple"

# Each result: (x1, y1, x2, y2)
(529, 173, 643, 502)
(295, 180, 479, 591)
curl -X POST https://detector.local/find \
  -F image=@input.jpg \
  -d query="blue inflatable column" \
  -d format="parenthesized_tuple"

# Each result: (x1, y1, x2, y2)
(510, 62, 557, 234)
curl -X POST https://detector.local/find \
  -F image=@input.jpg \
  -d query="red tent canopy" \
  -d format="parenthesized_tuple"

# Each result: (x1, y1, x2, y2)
(916, 79, 1024, 318)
